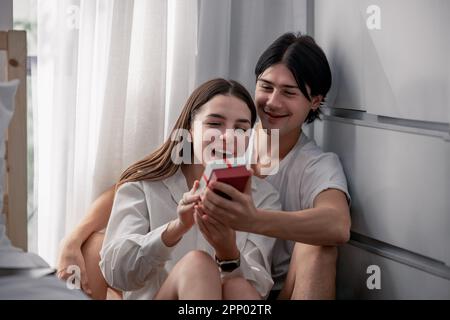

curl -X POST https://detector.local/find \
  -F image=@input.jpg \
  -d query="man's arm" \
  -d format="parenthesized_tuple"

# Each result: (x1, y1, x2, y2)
(66, 186, 116, 247)
(201, 182, 350, 246)
(57, 185, 116, 294)
(254, 189, 350, 246)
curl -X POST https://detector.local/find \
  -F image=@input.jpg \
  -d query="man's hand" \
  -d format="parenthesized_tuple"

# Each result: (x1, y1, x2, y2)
(200, 174, 257, 232)
(56, 237, 92, 296)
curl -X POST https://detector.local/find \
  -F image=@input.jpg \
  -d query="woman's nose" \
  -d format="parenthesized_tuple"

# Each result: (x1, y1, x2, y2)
(219, 129, 237, 148)
(220, 128, 235, 142)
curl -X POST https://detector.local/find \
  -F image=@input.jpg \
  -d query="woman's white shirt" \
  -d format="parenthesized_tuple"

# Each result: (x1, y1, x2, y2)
(99, 168, 281, 300)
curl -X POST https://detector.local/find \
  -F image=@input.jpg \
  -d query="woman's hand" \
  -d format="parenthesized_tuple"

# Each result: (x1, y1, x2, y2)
(163, 180, 201, 247)
(194, 204, 239, 261)
(56, 236, 92, 296)
(177, 180, 201, 232)
(200, 173, 258, 233)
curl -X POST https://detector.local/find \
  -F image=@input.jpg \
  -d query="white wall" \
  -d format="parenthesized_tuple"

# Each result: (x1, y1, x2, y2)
(0, 0, 13, 30)
(313, 0, 450, 299)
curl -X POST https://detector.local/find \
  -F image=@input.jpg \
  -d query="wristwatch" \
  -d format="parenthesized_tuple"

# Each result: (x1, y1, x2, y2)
(215, 255, 240, 272)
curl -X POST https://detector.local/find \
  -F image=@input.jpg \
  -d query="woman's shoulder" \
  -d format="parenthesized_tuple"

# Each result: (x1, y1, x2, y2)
(116, 179, 167, 195)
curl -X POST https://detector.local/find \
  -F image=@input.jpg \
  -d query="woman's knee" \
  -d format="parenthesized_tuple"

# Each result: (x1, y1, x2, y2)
(222, 277, 261, 300)
(171, 251, 221, 295)
(173, 250, 221, 282)
(177, 250, 218, 272)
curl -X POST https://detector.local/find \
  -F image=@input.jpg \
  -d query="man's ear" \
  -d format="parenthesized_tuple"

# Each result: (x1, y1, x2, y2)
(311, 95, 323, 111)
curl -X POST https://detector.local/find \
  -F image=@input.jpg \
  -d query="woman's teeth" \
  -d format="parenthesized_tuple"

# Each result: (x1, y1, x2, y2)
(213, 149, 233, 159)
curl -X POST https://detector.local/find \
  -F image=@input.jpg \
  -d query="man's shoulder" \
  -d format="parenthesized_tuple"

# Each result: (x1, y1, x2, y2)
(294, 134, 342, 172)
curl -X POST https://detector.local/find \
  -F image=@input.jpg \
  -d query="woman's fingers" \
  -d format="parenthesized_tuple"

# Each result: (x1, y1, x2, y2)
(197, 206, 223, 241)
(190, 180, 200, 193)
(182, 193, 201, 205)
(202, 210, 227, 229)
(179, 202, 195, 215)
(195, 209, 210, 236)
(196, 206, 219, 236)
(200, 199, 228, 220)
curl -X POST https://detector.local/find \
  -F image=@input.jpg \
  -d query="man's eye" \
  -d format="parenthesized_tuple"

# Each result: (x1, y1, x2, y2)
(259, 84, 272, 90)
(285, 91, 296, 96)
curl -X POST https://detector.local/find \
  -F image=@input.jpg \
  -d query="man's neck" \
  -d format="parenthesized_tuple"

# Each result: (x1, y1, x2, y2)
(253, 125, 301, 177)
(265, 126, 301, 161)
(279, 127, 301, 160)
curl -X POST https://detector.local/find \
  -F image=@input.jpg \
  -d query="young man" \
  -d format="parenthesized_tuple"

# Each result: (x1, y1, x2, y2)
(199, 33, 351, 299)
(57, 33, 351, 300)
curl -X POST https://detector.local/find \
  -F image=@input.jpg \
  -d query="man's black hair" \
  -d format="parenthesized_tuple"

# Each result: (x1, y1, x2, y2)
(255, 32, 332, 123)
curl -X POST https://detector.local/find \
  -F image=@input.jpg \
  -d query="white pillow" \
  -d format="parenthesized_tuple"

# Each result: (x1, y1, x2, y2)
(0, 79, 19, 217)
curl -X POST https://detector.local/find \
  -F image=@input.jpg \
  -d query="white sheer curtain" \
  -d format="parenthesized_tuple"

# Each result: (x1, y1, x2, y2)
(36, 0, 197, 265)
(36, 0, 306, 266)
(196, 0, 307, 92)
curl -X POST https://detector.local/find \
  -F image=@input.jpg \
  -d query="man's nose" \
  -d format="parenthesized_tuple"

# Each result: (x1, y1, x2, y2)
(266, 90, 282, 109)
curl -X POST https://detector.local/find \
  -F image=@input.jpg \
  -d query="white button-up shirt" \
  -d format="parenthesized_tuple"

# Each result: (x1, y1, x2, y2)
(100, 168, 281, 300)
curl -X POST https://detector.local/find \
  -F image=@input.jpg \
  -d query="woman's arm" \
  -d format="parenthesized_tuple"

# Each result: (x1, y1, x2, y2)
(195, 206, 275, 299)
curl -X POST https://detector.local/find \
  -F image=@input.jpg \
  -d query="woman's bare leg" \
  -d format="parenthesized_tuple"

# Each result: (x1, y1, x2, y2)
(154, 250, 222, 300)
(222, 277, 261, 300)
(81, 232, 108, 300)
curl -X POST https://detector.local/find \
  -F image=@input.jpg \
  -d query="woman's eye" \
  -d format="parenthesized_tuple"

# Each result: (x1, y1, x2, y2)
(206, 122, 221, 127)
(259, 84, 272, 90)
(235, 127, 249, 133)
(285, 91, 296, 96)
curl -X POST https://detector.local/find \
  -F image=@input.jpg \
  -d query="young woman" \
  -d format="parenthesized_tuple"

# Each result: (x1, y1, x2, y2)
(98, 79, 281, 300)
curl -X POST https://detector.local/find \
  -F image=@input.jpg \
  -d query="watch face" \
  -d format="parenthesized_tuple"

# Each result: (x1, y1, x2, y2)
(215, 255, 241, 272)
(219, 262, 239, 272)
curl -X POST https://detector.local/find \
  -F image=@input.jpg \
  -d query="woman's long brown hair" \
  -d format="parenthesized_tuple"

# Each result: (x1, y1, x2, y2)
(116, 78, 257, 189)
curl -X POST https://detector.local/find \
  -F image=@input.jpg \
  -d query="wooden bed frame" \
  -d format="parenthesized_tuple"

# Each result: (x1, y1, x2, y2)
(0, 30, 28, 251)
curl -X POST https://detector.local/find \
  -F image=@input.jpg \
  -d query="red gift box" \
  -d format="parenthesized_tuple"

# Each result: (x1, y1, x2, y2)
(208, 165, 251, 199)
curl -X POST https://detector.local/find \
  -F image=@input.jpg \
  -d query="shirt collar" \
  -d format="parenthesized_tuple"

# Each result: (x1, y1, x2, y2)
(162, 167, 190, 204)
